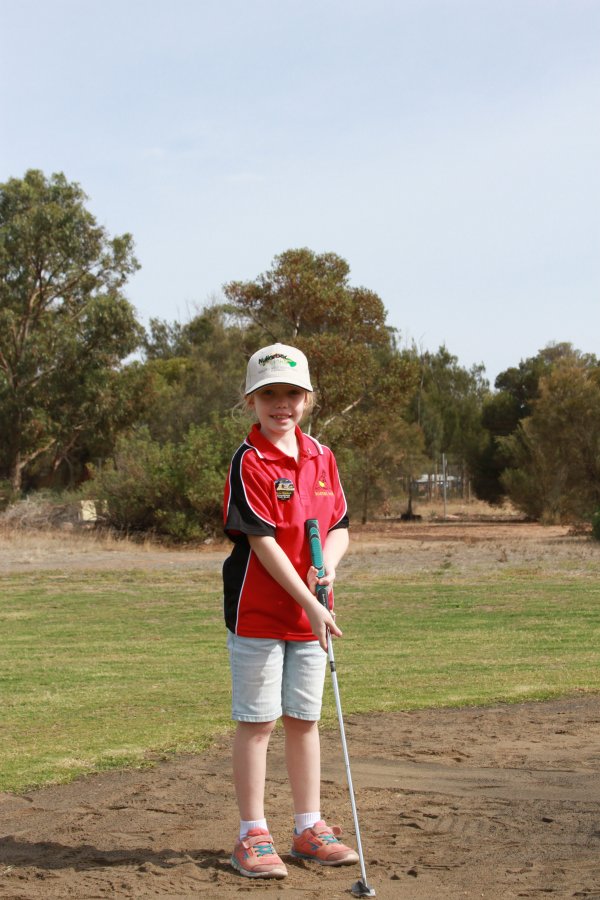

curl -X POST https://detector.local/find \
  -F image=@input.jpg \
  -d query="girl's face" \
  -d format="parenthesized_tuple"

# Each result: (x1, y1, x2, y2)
(248, 383, 308, 440)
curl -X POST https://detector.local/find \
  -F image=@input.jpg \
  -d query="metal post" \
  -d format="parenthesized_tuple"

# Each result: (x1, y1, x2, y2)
(442, 453, 447, 520)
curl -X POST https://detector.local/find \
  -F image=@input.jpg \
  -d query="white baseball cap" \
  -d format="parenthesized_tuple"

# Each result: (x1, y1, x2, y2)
(245, 343, 313, 395)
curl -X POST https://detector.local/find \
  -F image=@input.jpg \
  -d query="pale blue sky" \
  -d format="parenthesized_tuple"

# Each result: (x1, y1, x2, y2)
(2, 0, 599, 383)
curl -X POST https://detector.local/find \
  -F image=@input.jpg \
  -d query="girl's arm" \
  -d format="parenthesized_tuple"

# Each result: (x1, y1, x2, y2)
(323, 526, 349, 585)
(248, 534, 342, 651)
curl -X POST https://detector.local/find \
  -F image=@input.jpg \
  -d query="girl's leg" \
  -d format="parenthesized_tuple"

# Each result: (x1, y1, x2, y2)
(284, 713, 359, 866)
(228, 634, 284, 821)
(282, 715, 321, 814)
(232, 719, 276, 821)
(281, 640, 327, 817)
(231, 719, 288, 879)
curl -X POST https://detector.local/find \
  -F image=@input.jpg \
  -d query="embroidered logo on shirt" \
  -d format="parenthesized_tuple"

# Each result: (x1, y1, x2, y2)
(314, 470, 334, 497)
(275, 478, 295, 501)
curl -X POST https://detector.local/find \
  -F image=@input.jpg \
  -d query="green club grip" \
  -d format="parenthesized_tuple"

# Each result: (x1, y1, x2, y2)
(305, 518, 329, 609)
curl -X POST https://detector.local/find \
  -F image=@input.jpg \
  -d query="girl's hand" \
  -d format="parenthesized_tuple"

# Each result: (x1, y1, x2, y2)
(306, 564, 336, 595)
(306, 565, 340, 649)
(306, 601, 342, 652)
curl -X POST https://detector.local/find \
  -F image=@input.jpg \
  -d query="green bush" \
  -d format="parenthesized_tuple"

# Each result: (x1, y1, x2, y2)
(0, 479, 17, 513)
(89, 417, 241, 541)
(592, 510, 600, 542)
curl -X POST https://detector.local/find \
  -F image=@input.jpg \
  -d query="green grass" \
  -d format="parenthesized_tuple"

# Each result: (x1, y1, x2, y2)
(333, 576, 600, 711)
(0, 570, 230, 792)
(1, 566, 600, 792)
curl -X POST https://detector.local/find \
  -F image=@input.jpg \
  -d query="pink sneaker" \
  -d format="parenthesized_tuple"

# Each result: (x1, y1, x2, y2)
(291, 820, 359, 866)
(230, 828, 288, 878)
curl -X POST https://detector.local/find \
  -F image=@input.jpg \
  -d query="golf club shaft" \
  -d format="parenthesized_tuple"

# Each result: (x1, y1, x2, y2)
(305, 519, 371, 890)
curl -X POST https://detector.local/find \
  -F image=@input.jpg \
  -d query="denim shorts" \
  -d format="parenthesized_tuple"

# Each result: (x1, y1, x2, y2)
(227, 633, 327, 722)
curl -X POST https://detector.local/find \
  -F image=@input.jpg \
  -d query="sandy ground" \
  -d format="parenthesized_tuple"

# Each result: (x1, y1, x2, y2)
(1, 519, 600, 899)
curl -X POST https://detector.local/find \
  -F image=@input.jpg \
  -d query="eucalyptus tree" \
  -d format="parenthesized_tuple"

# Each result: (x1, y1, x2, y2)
(501, 360, 600, 522)
(223, 247, 413, 434)
(0, 170, 142, 491)
(223, 247, 421, 521)
(473, 343, 598, 505)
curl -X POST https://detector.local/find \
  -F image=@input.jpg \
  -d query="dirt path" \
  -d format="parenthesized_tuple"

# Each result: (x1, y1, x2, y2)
(1, 521, 599, 898)
(1, 697, 599, 899)
(0, 519, 587, 579)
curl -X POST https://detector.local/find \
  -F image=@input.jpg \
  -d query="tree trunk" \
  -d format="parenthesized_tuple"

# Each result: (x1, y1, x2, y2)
(9, 452, 25, 494)
(361, 472, 369, 525)
(8, 429, 56, 494)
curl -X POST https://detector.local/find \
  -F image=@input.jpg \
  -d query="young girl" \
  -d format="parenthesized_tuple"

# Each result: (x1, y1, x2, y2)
(223, 342, 358, 879)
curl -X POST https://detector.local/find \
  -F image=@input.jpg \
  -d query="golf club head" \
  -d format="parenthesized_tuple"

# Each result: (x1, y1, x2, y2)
(351, 880, 376, 897)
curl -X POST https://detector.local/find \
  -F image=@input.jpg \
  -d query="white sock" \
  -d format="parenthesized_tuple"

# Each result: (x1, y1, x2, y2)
(294, 811, 321, 834)
(240, 818, 268, 840)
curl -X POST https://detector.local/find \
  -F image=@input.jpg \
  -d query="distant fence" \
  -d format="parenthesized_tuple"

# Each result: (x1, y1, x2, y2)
(414, 473, 464, 498)
(400, 462, 472, 501)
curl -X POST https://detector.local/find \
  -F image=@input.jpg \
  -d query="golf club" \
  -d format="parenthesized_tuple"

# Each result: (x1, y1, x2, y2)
(305, 518, 376, 899)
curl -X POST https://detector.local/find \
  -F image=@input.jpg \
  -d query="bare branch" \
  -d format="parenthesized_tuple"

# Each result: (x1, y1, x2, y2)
(316, 396, 363, 437)
(242, 306, 279, 343)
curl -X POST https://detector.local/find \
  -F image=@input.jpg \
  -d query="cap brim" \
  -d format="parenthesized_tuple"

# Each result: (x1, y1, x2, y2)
(245, 376, 313, 395)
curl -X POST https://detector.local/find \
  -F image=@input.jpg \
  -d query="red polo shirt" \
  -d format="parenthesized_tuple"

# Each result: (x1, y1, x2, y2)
(223, 424, 349, 640)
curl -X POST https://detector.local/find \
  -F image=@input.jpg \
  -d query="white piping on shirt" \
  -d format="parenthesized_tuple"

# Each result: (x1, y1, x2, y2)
(304, 434, 324, 455)
(237, 445, 276, 529)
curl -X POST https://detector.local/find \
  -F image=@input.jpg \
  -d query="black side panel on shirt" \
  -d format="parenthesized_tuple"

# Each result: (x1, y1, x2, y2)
(223, 539, 250, 633)
(225, 445, 276, 541)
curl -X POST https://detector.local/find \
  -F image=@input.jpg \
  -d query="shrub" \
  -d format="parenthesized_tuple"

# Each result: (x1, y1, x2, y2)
(0, 480, 17, 513)
(0, 490, 90, 529)
(592, 510, 600, 542)
(89, 417, 241, 541)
